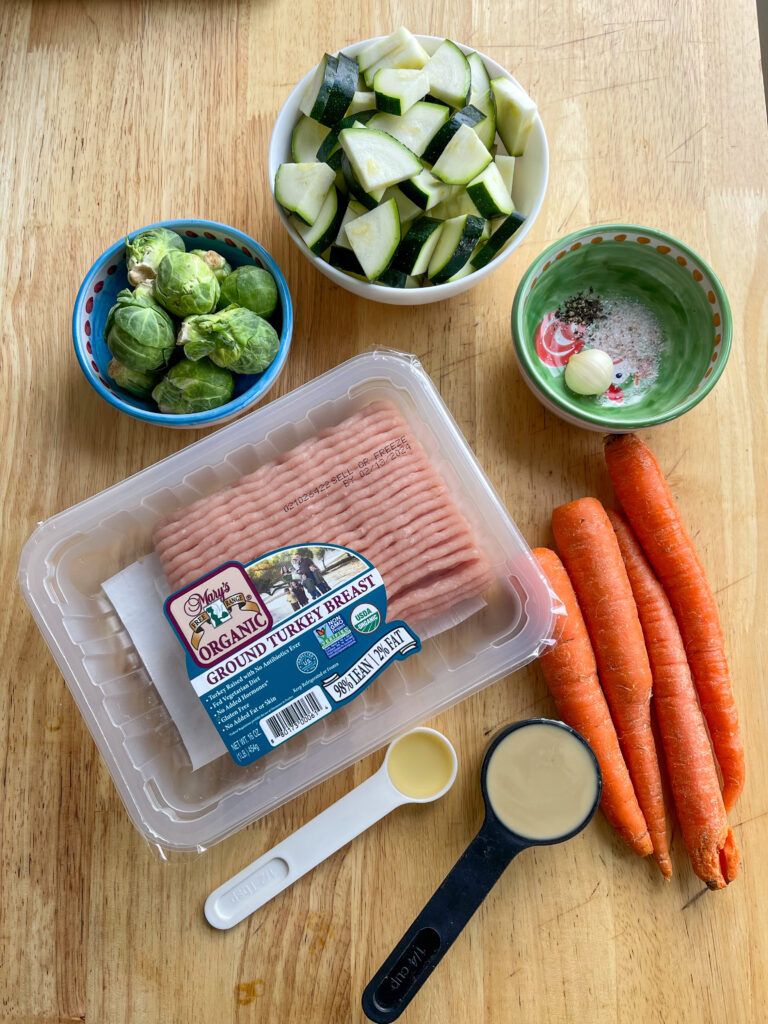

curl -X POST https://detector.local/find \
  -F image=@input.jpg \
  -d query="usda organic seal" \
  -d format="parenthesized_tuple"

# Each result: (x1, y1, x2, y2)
(350, 602, 381, 634)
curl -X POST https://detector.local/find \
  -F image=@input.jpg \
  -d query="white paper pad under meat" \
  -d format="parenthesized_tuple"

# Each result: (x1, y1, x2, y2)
(102, 554, 485, 771)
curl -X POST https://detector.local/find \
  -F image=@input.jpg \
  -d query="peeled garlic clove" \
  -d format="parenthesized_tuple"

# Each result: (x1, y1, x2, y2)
(564, 348, 614, 395)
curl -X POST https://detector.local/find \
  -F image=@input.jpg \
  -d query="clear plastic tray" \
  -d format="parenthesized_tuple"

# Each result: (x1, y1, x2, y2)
(19, 351, 555, 854)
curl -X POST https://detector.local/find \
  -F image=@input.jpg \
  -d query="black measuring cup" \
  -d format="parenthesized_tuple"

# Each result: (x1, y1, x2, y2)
(361, 718, 602, 1023)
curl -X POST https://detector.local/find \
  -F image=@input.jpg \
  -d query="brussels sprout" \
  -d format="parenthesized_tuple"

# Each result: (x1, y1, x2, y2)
(179, 305, 280, 375)
(218, 265, 278, 317)
(154, 250, 220, 317)
(190, 249, 232, 284)
(152, 358, 235, 414)
(107, 358, 161, 398)
(125, 227, 185, 287)
(104, 286, 175, 372)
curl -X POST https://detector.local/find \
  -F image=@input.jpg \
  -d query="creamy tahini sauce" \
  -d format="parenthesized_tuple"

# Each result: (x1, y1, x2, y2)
(485, 724, 598, 840)
(387, 730, 455, 799)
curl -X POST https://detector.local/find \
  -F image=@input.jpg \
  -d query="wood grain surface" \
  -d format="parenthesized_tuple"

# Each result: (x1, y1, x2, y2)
(2, 2, 767, 1022)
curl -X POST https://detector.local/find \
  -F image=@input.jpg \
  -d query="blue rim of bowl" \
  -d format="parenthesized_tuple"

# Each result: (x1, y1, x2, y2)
(72, 218, 294, 428)
(510, 222, 733, 429)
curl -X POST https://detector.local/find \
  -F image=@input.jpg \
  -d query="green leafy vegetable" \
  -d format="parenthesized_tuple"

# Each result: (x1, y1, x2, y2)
(190, 249, 232, 284)
(104, 286, 175, 372)
(179, 305, 280, 374)
(152, 358, 235, 414)
(218, 265, 278, 317)
(125, 227, 185, 286)
(154, 250, 220, 317)
(107, 358, 161, 398)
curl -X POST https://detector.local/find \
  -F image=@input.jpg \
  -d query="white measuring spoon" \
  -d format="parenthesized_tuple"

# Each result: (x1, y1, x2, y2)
(205, 727, 458, 930)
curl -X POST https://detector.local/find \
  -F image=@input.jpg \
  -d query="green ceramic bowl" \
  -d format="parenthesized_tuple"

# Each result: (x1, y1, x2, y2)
(510, 224, 732, 431)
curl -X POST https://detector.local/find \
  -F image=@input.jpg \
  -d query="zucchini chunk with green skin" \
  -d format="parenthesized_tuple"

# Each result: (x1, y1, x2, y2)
(357, 27, 415, 72)
(467, 51, 491, 96)
(328, 244, 366, 277)
(346, 90, 377, 116)
(421, 104, 486, 165)
(334, 200, 368, 248)
(368, 101, 450, 157)
(431, 124, 492, 185)
(466, 161, 515, 217)
(275, 161, 336, 224)
(340, 152, 385, 209)
(491, 76, 537, 156)
(300, 52, 359, 127)
(424, 39, 471, 108)
(470, 211, 526, 268)
(376, 266, 410, 287)
(382, 185, 422, 225)
(429, 188, 483, 220)
(374, 67, 429, 116)
(317, 110, 377, 163)
(345, 198, 401, 280)
(427, 213, 485, 282)
(291, 115, 331, 163)
(494, 154, 516, 194)
(338, 127, 422, 192)
(295, 186, 346, 255)
(470, 88, 496, 150)
(391, 216, 444, 275)
(362, 35, 430, 88)
(398, 168, 452, 210)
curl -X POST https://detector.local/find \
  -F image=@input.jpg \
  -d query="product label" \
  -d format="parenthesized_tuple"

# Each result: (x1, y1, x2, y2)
(164, 544, 420, 765)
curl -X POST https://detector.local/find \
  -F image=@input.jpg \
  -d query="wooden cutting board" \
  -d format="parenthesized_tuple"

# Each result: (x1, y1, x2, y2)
(1, 2, 766, 1022)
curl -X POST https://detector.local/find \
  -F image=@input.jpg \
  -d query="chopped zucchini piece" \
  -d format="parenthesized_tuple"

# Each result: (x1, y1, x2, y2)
(338, 126, 421, 191)
(470, 211, 526, 268)
(275, 161, 336, 225)
(374, 67, 429, 116)
(362, 35, 430, 87)
(357, 27, 415, 72)
(391, 216, 444, 275)
(494, 154, 516, 194)
(340, 152, 385, 209)
(299, 53, 358, 127)
(345, 197, 401, 280)
(291, 115, 331, 163)
(328, 244, 366, 277)
(398, 168, 452, 210)
(346, 90, 377, 116)
(427, 213, 485, 282)
(368, 101, 450, 157)
(491, 77, 537, 156)
(422, 104, 486, 165)
(431, 124, 492, 185)
(424, 39, 471, 108)
(294, 186, 346, 254)
(466, 161, 515, 217)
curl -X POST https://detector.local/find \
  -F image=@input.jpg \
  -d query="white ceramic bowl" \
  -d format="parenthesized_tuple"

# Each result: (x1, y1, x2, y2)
(268, 35, 549, 305)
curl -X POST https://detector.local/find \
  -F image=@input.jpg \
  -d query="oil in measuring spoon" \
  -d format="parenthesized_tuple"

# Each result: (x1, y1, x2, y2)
(485, 722, 599, 841)
(387, 731, 455, 799)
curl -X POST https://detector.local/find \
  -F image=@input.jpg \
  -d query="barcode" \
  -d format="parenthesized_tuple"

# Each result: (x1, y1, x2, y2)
(259, 686, 331, 746)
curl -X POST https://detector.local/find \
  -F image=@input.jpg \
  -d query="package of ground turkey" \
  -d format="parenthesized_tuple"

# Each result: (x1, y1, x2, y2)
(153, 400, 494, 625)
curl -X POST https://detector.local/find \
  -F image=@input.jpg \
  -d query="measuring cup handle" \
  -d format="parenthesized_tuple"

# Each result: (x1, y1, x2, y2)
(205, 770, 402, 930)
(361, 819, 525, 1023)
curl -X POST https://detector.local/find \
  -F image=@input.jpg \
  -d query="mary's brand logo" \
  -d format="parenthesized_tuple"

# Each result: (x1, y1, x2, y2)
(183, 581, 231, 617)
(165, 562, 273, 669)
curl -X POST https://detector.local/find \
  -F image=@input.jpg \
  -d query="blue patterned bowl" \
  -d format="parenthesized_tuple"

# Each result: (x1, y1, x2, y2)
(73, 219, 293, 429)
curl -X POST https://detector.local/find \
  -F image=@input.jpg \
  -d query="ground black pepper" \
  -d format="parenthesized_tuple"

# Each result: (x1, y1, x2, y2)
(555, 288, 606, 325)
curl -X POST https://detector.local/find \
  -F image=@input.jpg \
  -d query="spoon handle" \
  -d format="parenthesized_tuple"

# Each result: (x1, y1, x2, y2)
(362, 820, 525, 1023)
(205, 770, 402, 930)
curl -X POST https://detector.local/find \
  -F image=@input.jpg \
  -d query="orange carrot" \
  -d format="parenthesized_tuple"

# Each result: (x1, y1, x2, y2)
(604, 434, 744, 813)
(534, 548, 653, 857)
(552, 498, 672, 879)
(607, 509, 739, 888)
